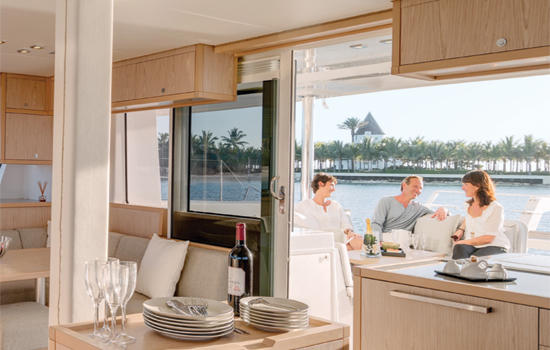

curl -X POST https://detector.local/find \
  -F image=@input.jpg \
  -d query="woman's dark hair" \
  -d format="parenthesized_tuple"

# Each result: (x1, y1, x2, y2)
(462, 170, 496, 207)
(311, 172, 337, 193)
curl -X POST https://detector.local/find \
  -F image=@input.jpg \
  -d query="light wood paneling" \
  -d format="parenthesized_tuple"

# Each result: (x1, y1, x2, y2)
(541, 309, 550, 346)
(109, 203, 166, 238)
(111, 64, 136, 102)
(401, 0, 437, 7)
(4, 113, 53, 160)
(134, 53, 194, 99)
(201, 45, 235, 96)
(299, 339, 345, 350)
(541, 346, 550, 350)
(360, 278, 538, 350)
(400, 1, 443, 65)
(0, 205, 51, 230)
(5, 76, 47, 111)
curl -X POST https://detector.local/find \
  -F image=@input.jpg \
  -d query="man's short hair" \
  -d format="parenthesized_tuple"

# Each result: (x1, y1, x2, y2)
(401, 175, 423, 191)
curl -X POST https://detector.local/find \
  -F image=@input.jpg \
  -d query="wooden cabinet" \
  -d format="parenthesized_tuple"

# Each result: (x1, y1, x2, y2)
(392, 0, 550, 80)
(111, 44, 236, 112)
(357, 278, 539, 350)
(541, 309, 550, 347)
(1, 73, 54, 164)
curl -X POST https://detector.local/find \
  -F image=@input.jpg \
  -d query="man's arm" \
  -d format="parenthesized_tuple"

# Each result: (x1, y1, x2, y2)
(371, 198, 387, 234)
(430, 207, 449, 221)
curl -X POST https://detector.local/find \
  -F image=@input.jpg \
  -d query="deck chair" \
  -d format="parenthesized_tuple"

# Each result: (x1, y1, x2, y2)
(503, 220, 529, 253)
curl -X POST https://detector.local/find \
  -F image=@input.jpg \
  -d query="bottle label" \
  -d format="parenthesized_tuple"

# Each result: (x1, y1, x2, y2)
(228, 266, 246, 296)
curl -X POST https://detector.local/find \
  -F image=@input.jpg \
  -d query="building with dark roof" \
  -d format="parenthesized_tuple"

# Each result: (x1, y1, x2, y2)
(354, 112, 385, 143)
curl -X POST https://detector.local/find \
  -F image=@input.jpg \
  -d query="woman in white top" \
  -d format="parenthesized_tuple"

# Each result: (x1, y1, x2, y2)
(294, 173, 363, 250)
(451, 170, 510, 259)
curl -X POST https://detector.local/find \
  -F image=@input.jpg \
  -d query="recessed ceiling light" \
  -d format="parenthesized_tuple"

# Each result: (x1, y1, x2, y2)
(350, 44, 368, 49)
(380, 39, 392, 44)
(30, 44, 45, 50)
(17, 49, 31, 54)
(0, 40, 6, 44)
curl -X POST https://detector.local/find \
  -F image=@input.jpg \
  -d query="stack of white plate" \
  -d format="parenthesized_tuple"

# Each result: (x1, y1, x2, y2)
(143, 297, 234, 340)
(240, 297, 309, 331)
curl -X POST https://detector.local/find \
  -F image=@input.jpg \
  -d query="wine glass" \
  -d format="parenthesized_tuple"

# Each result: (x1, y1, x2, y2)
(410, 234, 419, 254)
(420, 232, 428, 251)
(97, 257, 119, 339)
(116, 261, 138, 346)
(104, 263, 129, 349)
(84, 260, 109, 342)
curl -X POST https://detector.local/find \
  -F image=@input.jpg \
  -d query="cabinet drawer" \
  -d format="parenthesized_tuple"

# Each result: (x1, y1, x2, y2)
(5, 113, 53, 160)
(6, 77, 47, 110)
(360, 278, 538, 350)
(541, 309, 550, 346)
(134, 52, 195, 99)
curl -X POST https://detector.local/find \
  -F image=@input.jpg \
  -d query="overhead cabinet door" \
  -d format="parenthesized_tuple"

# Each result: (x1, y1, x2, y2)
(5, 113, 53, 161)
(134, 53, 195, 100)
(5, 77, 47, 111)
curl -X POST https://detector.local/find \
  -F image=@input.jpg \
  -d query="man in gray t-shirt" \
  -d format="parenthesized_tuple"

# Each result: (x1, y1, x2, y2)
(372, 175, 448, 235)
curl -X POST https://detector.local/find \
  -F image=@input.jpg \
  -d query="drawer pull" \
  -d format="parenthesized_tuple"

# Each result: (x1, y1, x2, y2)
(389, 291, 491, 314)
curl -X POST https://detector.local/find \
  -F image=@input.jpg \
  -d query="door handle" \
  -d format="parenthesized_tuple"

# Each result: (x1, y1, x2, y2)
(270, 176, 286, 214)
(389, 291, 491, 314)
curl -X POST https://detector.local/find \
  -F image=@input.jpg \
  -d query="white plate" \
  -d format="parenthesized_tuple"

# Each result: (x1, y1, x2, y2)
(144, 314, 234, 333)
(143, 297, 233, 320)
(143, 308, 233, 326)
(240, 297, 308, 314)
(240, 310, 309, 323)
(240, 306, 308, 319)
(144, 318, 234, 340)
(241, 313, 308, 328)
(243, 319, 309, 332)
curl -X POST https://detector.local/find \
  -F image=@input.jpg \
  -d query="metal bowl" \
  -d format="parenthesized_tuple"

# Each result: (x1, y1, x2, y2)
(0, 236, 12, 258)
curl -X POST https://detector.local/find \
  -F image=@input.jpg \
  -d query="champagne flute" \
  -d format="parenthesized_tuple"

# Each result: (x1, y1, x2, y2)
(410, 234, 419, 254)
(420, 232, 428, 251)
(116, 261, 138, 346)
(104, 263, 129, 349)
(97, 257, 119, 339)
(84, 260, 109, 342)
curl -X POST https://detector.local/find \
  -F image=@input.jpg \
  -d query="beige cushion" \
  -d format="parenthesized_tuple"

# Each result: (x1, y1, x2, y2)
(175, 246, 228, 301)
(114, 235, 150, 269)
(0, 302, 49, 350)
(16, 227, 48, 249)
(0, 230, 22, 250)
(135, 234, 189, 299)
(413, 214, 462, 257)
(0, 280, 36, 305)
(108, 232, 126, 258)
(126, 292, 150, 315)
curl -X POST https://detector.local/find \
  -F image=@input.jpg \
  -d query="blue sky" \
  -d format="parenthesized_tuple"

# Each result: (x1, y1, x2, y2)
(296, 74, 550, 145)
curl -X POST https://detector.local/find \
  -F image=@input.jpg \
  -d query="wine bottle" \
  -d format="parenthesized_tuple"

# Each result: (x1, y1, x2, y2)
(228, 223, 253, 316)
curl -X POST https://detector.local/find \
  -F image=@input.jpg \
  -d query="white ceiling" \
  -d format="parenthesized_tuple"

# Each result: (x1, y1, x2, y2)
(0, 0, 392, 76)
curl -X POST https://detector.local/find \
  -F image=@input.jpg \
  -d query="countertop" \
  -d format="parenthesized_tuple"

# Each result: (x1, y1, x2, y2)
(354, 260, 550, 309)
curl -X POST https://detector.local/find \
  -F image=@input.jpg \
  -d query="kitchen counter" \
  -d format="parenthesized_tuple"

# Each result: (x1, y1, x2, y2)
(353, 260, 550, 308)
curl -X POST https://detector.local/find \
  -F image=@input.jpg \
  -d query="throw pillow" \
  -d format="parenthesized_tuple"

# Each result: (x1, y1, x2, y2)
(135, 234, 190, 299)
(413, 214, 462, 257)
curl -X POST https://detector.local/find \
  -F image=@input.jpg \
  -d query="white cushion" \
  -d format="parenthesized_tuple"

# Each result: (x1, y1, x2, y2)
(413, 214, 462, 257)
(135, 234, 189, 299)
(46, 220, 51, 247)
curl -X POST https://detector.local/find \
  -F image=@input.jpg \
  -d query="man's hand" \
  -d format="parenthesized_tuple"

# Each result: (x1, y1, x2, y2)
(431, 207, 448, 221)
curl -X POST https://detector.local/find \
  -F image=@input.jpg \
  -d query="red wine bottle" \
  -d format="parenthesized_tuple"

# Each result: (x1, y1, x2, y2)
(228, 223, 253, 316)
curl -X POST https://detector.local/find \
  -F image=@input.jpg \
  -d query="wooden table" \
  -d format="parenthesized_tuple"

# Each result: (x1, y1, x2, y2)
(0, 247, 50, 305)
(348, 249, 444, 267)
(49, 313, 350, 350)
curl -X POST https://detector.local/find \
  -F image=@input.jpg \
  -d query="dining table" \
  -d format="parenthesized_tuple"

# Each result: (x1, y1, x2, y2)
(0, 247, 50, 305)
(348, 248, 444, 267)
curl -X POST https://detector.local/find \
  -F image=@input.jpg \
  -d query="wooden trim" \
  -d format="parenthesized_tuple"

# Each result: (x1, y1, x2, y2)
(5, 108, 51, 115)
(113, 46, 196, 68)
(111, 92, 196, 108)
(194, 44, 205, 92)
(353, 274, 362, 350)
(111, 94, 234, 114)
(5, 73, 48, 81)
(262, 321, 347, 349)
(397, 46, 550, 73)
(0, 202, 51, 208)
(109, 203, 166, 237)
(541, 308, 550, 346)
(1, 73, 6, 161)
(215, 10, 393, 55)
(0, 159, 53, 165)
(431, 63, 550, 80)
(188, 241, 231, 253)
(194, 91, 237, 101)
(45, 77, 54, 112)
(0, 205, 51, 229)
(392, 0, 402, 69)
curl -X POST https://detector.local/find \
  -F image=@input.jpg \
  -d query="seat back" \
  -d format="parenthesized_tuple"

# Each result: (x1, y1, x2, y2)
(503, 220, 528, 253)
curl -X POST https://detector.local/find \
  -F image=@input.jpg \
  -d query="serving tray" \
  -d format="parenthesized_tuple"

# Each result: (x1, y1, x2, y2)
(434, 270, 517, 282)
(381, 248, 406, 257)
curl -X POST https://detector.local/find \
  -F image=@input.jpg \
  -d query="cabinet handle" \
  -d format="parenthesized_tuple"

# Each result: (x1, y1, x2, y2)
(389, 291, 491, 314)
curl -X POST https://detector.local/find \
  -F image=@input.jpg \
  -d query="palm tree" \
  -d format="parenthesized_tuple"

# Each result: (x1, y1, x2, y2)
(221, 127, 248, 150)
(329, 140, 347, 172)
(426, 141, 445, 170)
(295, 140, 302, 172)
(379, 137, 402, 170)
(346, 143, 361, 172)
(467, 142, 484, 170)
(359, 137, 376, 172)
(486, 144, 503, 172)
(521, 135, 539, 175)
(499, 136, 518, 173)
(197, 130, 218, 174)
(337, 117, 366, 144)
(314, 142, 329, 171)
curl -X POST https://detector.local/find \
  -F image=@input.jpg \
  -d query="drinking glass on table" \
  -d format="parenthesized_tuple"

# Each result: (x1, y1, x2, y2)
(390, 229, 400, 244)
(409, 234, 420, 254)
(420, 232, 428, 251)
(84, 260, 109, 342)
(97, 257, 119, 339)
(104, 263, 129, 349)
(116, 261, 138, 346)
